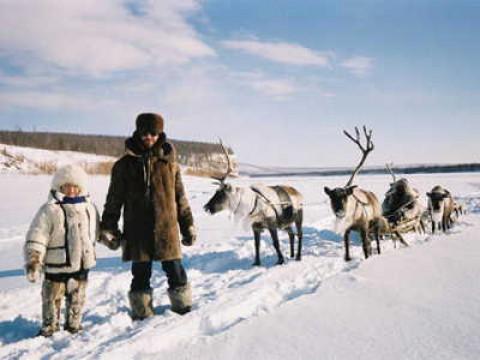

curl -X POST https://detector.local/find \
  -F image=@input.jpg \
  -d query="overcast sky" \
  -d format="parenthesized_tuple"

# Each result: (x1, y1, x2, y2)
(0, 0, 479, 167)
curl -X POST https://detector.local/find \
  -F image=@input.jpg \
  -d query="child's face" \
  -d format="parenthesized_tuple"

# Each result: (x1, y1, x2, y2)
(60, 183, 81, 197)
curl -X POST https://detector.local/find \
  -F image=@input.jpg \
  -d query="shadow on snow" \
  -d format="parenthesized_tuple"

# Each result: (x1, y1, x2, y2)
(0, 316, 38, 345)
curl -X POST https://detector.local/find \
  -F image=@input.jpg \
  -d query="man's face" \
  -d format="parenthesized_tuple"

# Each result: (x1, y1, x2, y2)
(141, 131, 159, 149)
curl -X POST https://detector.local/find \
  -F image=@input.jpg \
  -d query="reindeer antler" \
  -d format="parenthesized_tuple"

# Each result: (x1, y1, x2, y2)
(385, 162, 396, 182)
(211, 139, 233, 183)
(344, 126, 374, 187)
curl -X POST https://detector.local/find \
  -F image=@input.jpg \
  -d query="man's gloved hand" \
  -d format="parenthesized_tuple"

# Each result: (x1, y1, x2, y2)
(25, 262, 42, 283)
(99, 229, 121, 250)
(181, 225, 197, 246)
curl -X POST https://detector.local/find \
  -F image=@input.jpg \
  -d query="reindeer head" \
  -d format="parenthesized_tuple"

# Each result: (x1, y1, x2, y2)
(324, 126, 374, 219)
(426, 188, 449, 212)
(203, 140, 235, 215)
(204, 182, 234, 214)
(324, 185, 357, 218)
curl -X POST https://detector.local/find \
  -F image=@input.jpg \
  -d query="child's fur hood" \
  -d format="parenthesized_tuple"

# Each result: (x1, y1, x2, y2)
(51, 165, 88, 195)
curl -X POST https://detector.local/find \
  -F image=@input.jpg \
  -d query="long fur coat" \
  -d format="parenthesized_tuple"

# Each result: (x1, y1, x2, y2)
(101, 135, 195, 262)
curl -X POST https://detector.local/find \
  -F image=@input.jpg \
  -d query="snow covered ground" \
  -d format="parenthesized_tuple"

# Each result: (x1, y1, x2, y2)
(1, 172, 480, 359)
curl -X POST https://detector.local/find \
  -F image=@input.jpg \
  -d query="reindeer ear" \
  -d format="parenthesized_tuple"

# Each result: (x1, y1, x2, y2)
(426, 192, 431, 197)
(324, 187, 332, 195)
(346, 185, 357, 195)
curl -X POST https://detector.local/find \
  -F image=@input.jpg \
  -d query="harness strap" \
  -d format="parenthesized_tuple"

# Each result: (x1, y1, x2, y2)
(250, 187, 281, 220)
(231, 190, 259, 217)
(352, 193, 369, 217)
(248, 195, 259, 216)
(352, 193, 370, 206)
(231, 194, 243, 216)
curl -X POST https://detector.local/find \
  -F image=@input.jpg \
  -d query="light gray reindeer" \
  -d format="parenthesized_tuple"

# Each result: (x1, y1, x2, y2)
(204, 142, 304, 266)
(324, 126, 383, 261)
(427, 185, 455, 233)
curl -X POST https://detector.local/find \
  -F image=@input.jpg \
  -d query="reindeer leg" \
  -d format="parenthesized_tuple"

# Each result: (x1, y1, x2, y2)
(253, 229, 261, 266)
(420, 219, 426, 234)
(375, 230, 381, 255)
(295, 222, 303, 261)
(344, 229, 352, 262)
(286, 226, 295, 258)
(395, 231, 409, 247)
(432, 221, 436, 234)
(295, 216, 303, 262)
(360, 228, 371, 259)
(269, 228, 284, 265)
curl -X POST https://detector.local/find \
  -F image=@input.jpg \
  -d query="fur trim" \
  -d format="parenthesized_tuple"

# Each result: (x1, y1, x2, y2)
(41, 280, 65, 336)
(168, 283, 192, 314)
(65, 279, 87, 332)
(51, 165, 88, 195)
(129, 290, 155, 320)
(136, 113, 164, 134)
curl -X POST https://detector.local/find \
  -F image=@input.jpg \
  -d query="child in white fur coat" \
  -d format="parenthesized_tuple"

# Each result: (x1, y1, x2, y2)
(24, 164, 99, 336)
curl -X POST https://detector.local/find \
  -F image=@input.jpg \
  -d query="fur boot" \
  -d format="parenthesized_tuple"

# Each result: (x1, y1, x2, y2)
(167, 283, 192, 315)
(65, 279, 87, 333)
(128, 290, 155, 320)
(39, 280, 65, 337)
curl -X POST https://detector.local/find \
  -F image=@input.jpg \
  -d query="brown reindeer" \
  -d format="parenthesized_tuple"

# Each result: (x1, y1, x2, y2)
(427, 185, 455, 233)
(324, 126, 383, 261)
(204, 141, 304, 266)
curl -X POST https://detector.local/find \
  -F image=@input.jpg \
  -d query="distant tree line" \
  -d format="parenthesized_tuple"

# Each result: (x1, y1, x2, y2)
(0, 130, 236, 171)
(247, 164, 480, 178)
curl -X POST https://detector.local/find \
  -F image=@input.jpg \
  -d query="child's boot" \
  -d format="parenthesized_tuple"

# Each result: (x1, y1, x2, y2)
(65, 279, 87, 333)
(39, 279, 65, 337)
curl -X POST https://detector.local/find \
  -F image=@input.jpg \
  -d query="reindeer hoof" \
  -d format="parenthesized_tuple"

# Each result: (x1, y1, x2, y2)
(276, 258, 285, 265)
(252, 260, 261, 266)
(344, 256, 352, 262)
(295, 256, 302, 261)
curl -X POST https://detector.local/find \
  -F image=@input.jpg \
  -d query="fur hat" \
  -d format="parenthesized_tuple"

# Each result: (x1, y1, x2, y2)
(51, 164, 88, 195)
(136, 113, 164, 134)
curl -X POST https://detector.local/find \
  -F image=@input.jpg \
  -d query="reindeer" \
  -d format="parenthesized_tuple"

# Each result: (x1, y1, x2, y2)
(382, 164, 426, 236)
(324, 126, 383, 261)
(453, 202, 465, 219)
(427, 185, 455, 233)
(203, 142, 304, 266)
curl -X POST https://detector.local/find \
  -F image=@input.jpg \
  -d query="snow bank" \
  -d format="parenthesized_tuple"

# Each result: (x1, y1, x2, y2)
(0, 144, 116, 174)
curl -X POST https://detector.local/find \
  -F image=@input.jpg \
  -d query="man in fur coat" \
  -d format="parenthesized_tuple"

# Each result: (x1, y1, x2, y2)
(24, 164, 99, 336)
(100, 112, 196, 319)
(382, 178, 422, 223)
